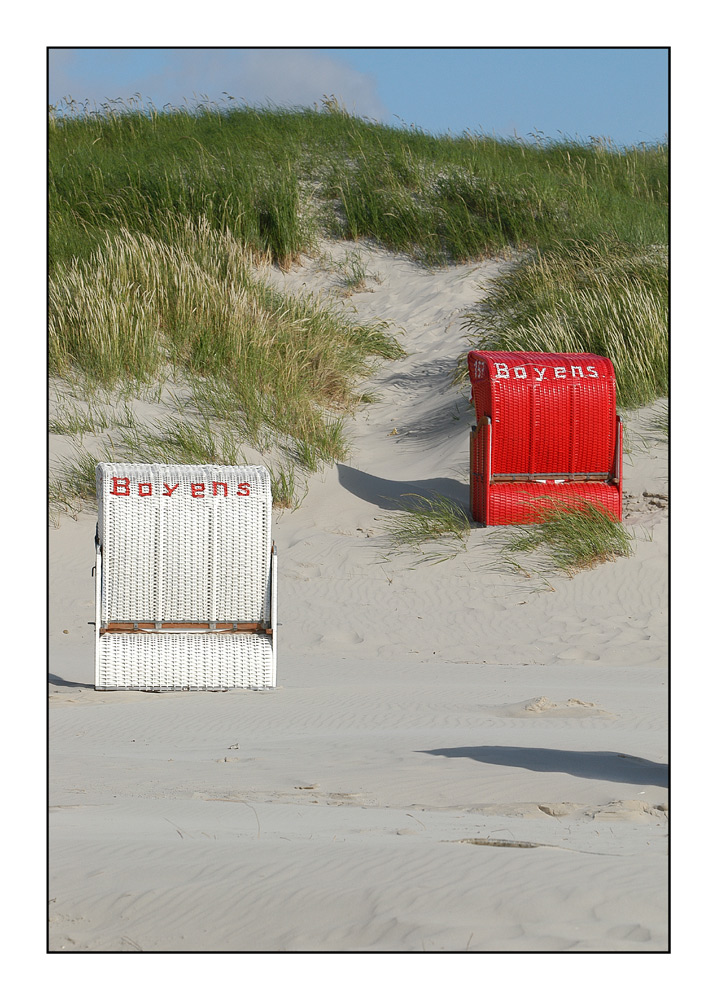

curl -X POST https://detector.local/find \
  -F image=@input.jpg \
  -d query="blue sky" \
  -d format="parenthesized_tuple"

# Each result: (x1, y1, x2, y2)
(49, 47, 668, 148)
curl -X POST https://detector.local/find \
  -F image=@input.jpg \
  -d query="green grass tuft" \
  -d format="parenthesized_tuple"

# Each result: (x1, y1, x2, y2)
(380, 493, 471, 560)
(50, 445, 114, 524)
(268, 462, 305, 509)
(497, 498, 633, 577)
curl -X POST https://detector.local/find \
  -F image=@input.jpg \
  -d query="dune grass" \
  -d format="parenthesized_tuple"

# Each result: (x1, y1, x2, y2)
(50, 99, 667, 272)
(332, 248, 379, 294)
(49, 399, 113, 438)
(460, 236, 667, 410)
(268, 462, 306, 509)
(49, 219, 402, 462)
(380, 493, 471, 561)
(50, 445, 113, 524)
(650, 401, 669, 439)
(380, 492, 634, 576)
(497, 499, 634, 577)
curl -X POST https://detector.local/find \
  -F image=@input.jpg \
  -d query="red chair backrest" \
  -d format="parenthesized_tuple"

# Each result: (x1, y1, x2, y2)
(467, 351, 617, 476)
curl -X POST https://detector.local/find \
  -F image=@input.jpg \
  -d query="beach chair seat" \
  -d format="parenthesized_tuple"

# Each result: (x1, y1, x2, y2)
(94, 463, 277, 690)
(467, 351, 622, 526)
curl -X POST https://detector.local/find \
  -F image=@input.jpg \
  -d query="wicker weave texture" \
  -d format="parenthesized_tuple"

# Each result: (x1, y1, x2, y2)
(467, 351, 617, 476)
(96, 464, 271, 624)
(96, 633, 275, 690)
(469, 422, 488, 524)
(483, 481, 621, 526)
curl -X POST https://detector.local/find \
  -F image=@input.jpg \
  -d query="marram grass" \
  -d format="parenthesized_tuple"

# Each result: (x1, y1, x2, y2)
(497, 498, 633, 577)
(49, 219, 403, 463)
(461, 237, 667, 410)
(380, 492, 471, 561)
(269, 462, 306, 509)
(50, 100, 667, 272)
(50, 445, 113, 524)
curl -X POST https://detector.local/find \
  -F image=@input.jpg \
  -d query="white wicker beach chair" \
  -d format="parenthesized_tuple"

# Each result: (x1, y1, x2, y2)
(94, 464, 277, 691)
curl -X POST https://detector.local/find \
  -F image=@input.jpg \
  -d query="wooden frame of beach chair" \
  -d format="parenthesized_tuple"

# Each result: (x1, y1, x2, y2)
(467, 351, 623, 526)
(94, 463, 277, 690)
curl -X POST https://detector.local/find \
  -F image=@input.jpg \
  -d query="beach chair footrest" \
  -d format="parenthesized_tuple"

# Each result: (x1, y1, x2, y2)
(96, 632, 275, 690)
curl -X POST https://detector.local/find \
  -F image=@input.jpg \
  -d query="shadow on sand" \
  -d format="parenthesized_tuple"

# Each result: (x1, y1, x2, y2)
(48, 674, 91, 689)
(419, 746, 668, 787)
(337, 463, 469, 513)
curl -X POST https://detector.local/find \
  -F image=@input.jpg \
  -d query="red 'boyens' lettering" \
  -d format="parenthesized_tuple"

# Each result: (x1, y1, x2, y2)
(110, 476, 130, 496)
(108, 478, 255, 497)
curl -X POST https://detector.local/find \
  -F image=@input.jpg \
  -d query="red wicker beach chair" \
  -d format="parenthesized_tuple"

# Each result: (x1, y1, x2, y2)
(467, 351, 622, 525)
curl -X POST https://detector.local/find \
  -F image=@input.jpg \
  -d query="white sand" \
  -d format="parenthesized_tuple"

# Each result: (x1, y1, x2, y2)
(49, 241, 668, 952)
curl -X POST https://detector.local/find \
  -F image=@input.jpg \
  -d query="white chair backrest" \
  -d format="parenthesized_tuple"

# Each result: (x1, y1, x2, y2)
(96, 464, 272, 624)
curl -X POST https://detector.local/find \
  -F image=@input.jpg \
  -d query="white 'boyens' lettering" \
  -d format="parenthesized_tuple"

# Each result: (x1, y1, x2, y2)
(470, 358, 606, 383)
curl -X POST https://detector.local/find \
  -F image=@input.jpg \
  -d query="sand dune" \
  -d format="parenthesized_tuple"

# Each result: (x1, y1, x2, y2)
(49, 240, 668, 952)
